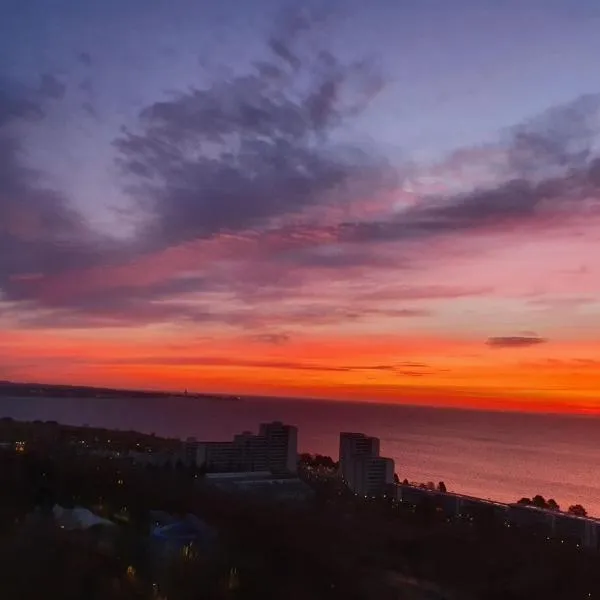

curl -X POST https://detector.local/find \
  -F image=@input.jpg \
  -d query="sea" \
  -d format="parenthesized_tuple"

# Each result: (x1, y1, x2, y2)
(2, 394, 600, 516)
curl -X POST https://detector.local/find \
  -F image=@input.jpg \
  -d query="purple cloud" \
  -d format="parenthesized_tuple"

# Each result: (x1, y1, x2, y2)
(2, 10, 600, 338)
(0, 78, 106, 297)
(486, 336, 547, 348)
(113, 13, 394, 249)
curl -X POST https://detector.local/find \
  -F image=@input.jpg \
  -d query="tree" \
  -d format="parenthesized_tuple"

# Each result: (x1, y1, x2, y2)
(299, 454, 336, 470)
(437, 481, 447, 493)
(568, 504, 587, 517)
(532, 495, 547, 508)
(393, 473, 400, 484)
(402, 478, 409, 486)
(315, 454, 336, 469)
(546, 498, 560, 511)
(517, 497, 532, 505)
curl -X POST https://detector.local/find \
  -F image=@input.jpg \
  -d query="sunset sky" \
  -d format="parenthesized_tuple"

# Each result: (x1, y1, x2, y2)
(1, 0, 600, 412)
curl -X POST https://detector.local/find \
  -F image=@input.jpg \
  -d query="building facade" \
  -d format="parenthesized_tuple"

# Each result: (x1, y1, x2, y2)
(183, 437, 199, 466)
(338, 432, 394, 497)
(196, 441, 245, 472)
(259, 421, 298, 474)
(184, 421, 297, 475)
(338, 432, 380, 482)
(233, 431, 269, 471)
(348, 455, 395, 497)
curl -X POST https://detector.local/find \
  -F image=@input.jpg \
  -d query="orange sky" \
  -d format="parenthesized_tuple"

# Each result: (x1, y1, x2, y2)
(2, 325, 599, 414)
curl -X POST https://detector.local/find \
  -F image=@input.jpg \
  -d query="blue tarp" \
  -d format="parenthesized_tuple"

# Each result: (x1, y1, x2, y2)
(151, 517, 215, 543)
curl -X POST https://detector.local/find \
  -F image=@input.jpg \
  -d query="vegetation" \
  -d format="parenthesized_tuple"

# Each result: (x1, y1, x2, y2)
(568, 504, 588, 517)
(299, 453, 338, 470)
(517, 494, 587, 516)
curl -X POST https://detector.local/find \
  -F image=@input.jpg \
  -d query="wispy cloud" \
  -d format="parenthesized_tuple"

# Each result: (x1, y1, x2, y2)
(113, 10, 394, 250)
(97, 354, 439, 376)
(246, 333, 291, 345)
(0, 78, 109, 298)
(486, 335, 547, 348)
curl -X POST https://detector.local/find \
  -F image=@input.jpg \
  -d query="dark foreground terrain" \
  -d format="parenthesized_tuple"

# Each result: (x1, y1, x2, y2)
(1, 417, 599, 599)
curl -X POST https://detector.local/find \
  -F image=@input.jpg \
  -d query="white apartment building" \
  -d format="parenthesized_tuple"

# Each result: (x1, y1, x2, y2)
(259, 421, 298, 474)
(339, 432, 380, 482)
(184, 421, 298, 475)
(348, 455, 395, 498)
(338, 432, 394, 497)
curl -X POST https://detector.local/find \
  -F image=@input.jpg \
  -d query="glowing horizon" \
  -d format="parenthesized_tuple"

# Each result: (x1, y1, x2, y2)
(2, 328, 599, 414)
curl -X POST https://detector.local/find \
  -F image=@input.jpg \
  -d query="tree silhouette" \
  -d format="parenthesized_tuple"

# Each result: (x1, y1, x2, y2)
(567, 504, 587, 517)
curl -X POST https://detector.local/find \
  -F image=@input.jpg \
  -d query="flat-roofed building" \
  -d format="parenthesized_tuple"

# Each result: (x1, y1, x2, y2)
(182, 437, 199, 467)
(507, 503, 555, 533)
(233, 431, 268, 471)
(185, 421, 298, 475)
(348, 455, 395, 497)
(396, 484, 432, 505)
(583, 520, 600, 550)
(259, 421, 298, 474)
(554, 512, 588, 545)
(196, 441, 243, 472)
(339, 432, 380, 483)
(205, 471, 313, 503)
(338, 432, 395, 498)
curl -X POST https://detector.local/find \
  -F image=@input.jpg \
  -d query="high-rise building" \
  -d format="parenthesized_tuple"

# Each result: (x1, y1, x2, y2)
(338, 432, 394, 497)
(259, 421, 298, 474)
(348, 456, 395, 497)
(339, 432, 380, 482)
(233, 431, 268, 471)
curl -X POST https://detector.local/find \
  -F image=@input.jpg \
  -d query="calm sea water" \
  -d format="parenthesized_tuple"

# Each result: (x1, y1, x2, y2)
(2, 395, 600, 516)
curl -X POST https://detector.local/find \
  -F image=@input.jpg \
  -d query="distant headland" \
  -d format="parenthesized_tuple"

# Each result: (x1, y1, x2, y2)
(0, 380, 241, 402)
